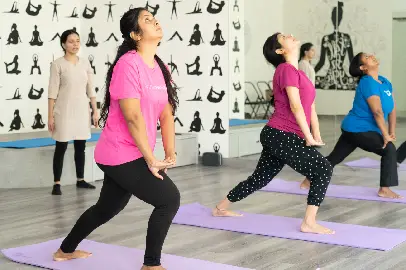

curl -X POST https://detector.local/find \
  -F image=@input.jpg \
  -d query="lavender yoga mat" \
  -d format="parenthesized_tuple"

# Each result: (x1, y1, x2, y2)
(1, 238, 252, 270)
(261, 178, 406, 203)
(172, 203, 406, 251)
(345, 157, 406, 170)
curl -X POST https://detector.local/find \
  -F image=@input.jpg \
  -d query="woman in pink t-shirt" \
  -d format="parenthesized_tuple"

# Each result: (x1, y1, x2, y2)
(53, 8, 180, 270)
(213, 33, 335, 235)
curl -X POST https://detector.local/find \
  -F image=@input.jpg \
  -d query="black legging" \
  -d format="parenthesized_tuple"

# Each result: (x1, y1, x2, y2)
(397, 141, 406, 164)
(53, 140, 86, 182)
(327, 130, 398, 187)
(227, 126, 333, 206)
(59, 158, 181, 267)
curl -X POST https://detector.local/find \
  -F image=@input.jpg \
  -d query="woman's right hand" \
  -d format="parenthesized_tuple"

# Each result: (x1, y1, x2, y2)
(147, 158, 175, 180)
(48, 117, 55, 133)
(305, 135, 325, 147)
(383, 134, 395, 148)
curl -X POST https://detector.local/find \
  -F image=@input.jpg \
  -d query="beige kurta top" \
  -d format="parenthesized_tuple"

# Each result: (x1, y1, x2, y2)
(48, 56, 97, 142)
(299, 59, 316, 86)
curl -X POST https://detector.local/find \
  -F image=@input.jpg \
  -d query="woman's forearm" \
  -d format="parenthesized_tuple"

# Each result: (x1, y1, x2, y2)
(90, 97, 97, 113)
(127, 117, 155, 165)
(373, 111, 390, 137)
(48, 99, 55, 119)
(389, 110, 396, 135)
(310, 107, 320, 136)
(292, 106, 312, 139)
(160, 115, 175, 155)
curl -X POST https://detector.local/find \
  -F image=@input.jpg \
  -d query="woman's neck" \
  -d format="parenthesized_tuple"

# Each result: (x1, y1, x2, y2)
(367, 70, 379, 81)
(137, 42, 158, 68)
(302, 56, 311, 62)
(64, 53, 78, 63)
(285, 54, 299, 69)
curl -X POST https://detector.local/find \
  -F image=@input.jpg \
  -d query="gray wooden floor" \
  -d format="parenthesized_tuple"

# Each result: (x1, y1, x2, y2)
(2, 118, 406, 270)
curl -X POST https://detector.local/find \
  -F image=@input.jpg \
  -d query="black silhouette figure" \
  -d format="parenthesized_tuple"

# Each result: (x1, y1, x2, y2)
(186, 1, 202, 14)
(233, 0, 239, 11)
(50, 32, 60, 41)
(6, 23, 22, 45)
(105, 55, 112, 70)
(186, 89, 202, 101)
(233, 81, 241, 91)
(7, 88, 22, 100)
(89, 55, 96, 74)
(105, 33, 119, 42)
(82, 4, 97, 19)
(210, 112, 226, 134)
(4, 55, 21, 75)
(167, 55, 179, 75)
(28, 84, 44, 100)
(50, 1, 61, 21)
(167, 0, 181, 19)
(207, 0, 224, 14)
(233, 98, 240, 113)
(234, 59, 240, 73)
(210, 54, 222, 76)
(9, 109, 24, 132)
(198, 143, 201, 155)
(26, 0, 42, 16)
(29, 25, 43, 46)
(30, 54, 41, 75)
(105, 1, 115, 22)
(174, 116, 183, 127)
(68, 7, 78, 18)
(233, 19, 241, 30)
(315, 1, 356, 90)
(210, 23, 226, 46)
(232, 36, 240, 51)
(4, 1, 19, 13)
(167, 31, 183, 41)
(189, 111, 204, 132)
(0, 122, 3, 127)
(213, 143, 220, 153)
(95, 87, 99, 93)
(207, 86, 225, 103)
(186, 56, 202, 76)
(86, 27, 98, 47)
(32, 108, 45, 129)
(145, 1, 160, 16)
(188, 24, 204, 46)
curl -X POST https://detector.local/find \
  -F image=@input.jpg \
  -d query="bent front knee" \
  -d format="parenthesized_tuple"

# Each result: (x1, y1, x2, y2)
(384, 142, 396, 155)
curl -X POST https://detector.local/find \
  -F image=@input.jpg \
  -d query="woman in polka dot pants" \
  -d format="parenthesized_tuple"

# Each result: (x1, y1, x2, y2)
(213, 33, 335, 235)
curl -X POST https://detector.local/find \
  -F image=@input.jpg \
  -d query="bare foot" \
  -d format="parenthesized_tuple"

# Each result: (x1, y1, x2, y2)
(140, 265, 166, 270)
(212, 206, 243, 217)
(300, 178, 311, 190)
(53, 249, 92, 261)
(300, 221, 335, 235)
(378, 187, 404, 199)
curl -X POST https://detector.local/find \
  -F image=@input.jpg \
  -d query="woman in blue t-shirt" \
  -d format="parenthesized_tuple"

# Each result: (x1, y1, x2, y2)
(301, 52, 403, 199)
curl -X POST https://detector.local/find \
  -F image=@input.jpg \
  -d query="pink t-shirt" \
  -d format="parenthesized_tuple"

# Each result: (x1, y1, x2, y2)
(94, 51, 168, 166)
(267, 63, 316, 138)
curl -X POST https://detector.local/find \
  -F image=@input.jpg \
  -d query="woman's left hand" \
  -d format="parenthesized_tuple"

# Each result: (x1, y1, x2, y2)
(92, 112, 100, 128)
(163, 152, 177, 173)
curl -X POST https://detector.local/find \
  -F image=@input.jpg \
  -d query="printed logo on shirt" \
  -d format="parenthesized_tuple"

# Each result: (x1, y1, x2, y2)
(383, 90, 391, 96)
(145, 84, 167, 91)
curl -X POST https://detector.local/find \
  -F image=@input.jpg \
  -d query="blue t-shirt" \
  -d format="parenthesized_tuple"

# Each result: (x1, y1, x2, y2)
(341, 75, 394, 133)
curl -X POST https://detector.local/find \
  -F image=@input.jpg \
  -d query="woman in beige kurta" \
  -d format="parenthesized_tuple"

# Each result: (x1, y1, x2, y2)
(48, 29, 98, 195)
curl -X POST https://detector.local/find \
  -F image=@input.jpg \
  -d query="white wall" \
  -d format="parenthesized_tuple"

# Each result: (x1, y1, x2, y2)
(392, 19, 406, 113)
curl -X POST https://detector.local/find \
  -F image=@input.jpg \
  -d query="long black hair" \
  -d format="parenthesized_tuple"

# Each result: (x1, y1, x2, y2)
(98, 7, 179, 128)
(299, 42, 313, 60)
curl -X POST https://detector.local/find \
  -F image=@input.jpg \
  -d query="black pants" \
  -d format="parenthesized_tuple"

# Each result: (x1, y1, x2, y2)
(397, 141, 406, 164)
(327, 130, 398, 187)
(227, 126, 333, 206)
(53, 140, 86, 182)
(59, 158, 181, 267)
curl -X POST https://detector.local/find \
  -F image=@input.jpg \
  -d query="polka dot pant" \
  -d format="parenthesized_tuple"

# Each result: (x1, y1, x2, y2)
(227, 126, 333, 206)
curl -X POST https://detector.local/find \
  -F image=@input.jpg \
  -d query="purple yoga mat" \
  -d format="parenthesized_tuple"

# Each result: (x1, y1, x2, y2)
(172, 203, 406, 251)
(261, 178, 406, 203)
(345, 157, 406, 170)
(1, 238, 252, 270)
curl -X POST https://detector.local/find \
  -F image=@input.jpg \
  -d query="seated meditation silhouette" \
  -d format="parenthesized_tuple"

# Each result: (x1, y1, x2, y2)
(69, 7, 78, 18)
(233, 98, 240, 113)
(4, 55, 21, 75)
(233, 81, 241, 91)
(207, 86, 225, 103)
(189, 111, 204, 132)
(210, 23, 226, 46)
(207, 0, 225, 14)
(30, 54, 41, 75)
(145, 1, 159, 16)
(210, 54, 222, 76)
(82, 5, 97, 19)
(233, 36, 240, 51)
(28, 84, 44, 100)
(26, 0, 41, 16)
(29, 25, 43, 46)
(9, 109, 24, 132)
(186, 56, 202, 76)
(7, 88, 22, 100)
(5, 1, 19, 13)
(210, 112, 226, 134)
(31, 108, 45, 129)
(7, 23, 22, 45)
(186, 1, 202, 14)
(86, 27, 98, 47)
(186, 89, 202, 101)
(188, 24, 204, 46)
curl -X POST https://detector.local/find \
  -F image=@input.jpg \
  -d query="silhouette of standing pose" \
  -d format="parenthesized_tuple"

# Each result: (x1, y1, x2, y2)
(190, 111, 204, 132)
(32, 108, 46, 129)
(188, 24, 204, 46)
(26, 0, 41, 16)
(5, 1, 19, 13)
(105, 1, 115, 21)
(4, 55, 21, 75)
(9, 109, 24, 132)
(234, 59, 240, 73)
(167, 0, 181, 19)
(315, 1, 355, 90)
(6, 23, 22, 45)
(210, 54, 222, 76)
(29, 25, 43, 46)
(233, 0, 239, 11)
(82, 5, 97, 19)
(30, 54, 42, 75)
(50, 1, 61, 21)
